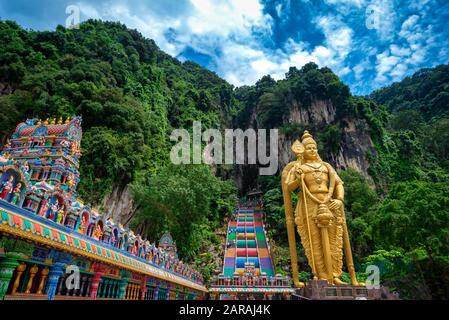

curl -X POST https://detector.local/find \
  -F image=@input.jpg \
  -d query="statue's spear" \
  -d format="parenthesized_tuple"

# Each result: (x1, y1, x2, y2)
(342, 212, 359, 285)
(300, 175, 317, 279)
(281, 163, 303, 288)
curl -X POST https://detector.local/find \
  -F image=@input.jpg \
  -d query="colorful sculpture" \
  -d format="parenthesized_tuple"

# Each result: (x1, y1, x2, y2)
(0, 152, 10, 162)
(10, 182, 22, 204)
(282, 130, 358, 286)
(56, 205, 65, 224)
(159, 231, 178, 259)
(48, 201, 59, 221)
(38, 193, 50, 217)
(21, 161, 30, 175)
(0, 176, 14, 200)
(78, 213, 87, 233)
(0, 116, 204, 286)
(66, 173, 75, 188)
(93, 224, 103, 240)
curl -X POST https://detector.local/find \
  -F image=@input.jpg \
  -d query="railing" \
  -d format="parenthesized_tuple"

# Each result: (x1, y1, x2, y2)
(124, 280, 141, 300)
(54, 270, 94, 299)
(2, 259, 200, 300)
(210, 275, 291, 287)
(0, 199, 203, 286)
(7, 260, 50, 297)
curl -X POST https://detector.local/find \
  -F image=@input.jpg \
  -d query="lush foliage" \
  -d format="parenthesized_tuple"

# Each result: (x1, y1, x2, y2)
(0, 19, 237, 265)
(0, 19, 234, 204)
(371, 181, 449, 258)
(234, 63, 353, 130)
(130, 164, 237, 258)
(257, 63, 449, 298)
(1, 19, 448, 298)
(370, 64, 449, 121)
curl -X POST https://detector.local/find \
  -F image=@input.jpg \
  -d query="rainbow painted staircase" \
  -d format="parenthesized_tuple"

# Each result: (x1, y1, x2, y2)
(223, 207, 274, 277)
(209, 202, 294, 299)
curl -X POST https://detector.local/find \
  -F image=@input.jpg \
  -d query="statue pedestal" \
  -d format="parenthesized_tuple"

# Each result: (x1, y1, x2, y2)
(296, 280, 399, 300)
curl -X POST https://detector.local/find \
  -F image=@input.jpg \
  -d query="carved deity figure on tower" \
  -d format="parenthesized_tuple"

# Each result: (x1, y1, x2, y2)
(281, 130, 359, 287)
(10, 182, 22, 204)
(56, 205, 65, 224)
(48, 200, 60, 221)
(93, 224, 103, 240)
(0, 176, 14, 200)
(78, 213, 87, 233)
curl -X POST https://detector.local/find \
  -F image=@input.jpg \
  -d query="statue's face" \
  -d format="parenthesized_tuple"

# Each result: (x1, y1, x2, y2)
(304, 143, 318, 160)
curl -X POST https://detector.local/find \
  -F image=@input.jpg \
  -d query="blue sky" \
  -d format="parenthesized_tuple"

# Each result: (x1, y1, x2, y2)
(1, 0, 449, 95)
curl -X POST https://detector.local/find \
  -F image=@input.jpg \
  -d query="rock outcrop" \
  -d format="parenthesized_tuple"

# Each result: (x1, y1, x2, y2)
(102, 183, 136, 226)
(233, 97, 377, 193)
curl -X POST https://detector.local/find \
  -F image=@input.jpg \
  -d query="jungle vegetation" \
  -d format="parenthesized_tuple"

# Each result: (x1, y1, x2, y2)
(0, 20, 448, 296)
(257, 64, 449, 299)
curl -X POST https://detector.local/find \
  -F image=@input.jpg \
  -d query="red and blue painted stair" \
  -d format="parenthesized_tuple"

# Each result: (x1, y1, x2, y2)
(223, 206, 274, 277)
(210, 203, 294, 299)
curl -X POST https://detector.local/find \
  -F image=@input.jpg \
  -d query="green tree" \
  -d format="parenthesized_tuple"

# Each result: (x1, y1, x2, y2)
(131, 164, 237, 260)
(371, 181, 449, 258)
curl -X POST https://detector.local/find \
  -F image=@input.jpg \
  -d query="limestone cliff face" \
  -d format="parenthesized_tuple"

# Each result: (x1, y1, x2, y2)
(287, 99, 336, 124)
(102, 183, 136, 226)
(278, 117, 375, 178)
(104, 97, 376, 221)
(234, 97, 377, 193)
(330, 118, 375, 179)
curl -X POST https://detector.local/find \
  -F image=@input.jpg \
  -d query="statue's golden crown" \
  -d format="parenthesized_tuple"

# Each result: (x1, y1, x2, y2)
(301, 130, 316, 146)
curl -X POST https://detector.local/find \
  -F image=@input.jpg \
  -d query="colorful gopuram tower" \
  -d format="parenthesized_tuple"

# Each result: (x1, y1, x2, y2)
(0, 117, 82, 221)
(0, 116, 206, 300)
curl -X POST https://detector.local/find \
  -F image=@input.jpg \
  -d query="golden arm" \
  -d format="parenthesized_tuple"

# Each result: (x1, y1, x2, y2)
(286, 165, 302, 193)
(334, 183, 344, 202)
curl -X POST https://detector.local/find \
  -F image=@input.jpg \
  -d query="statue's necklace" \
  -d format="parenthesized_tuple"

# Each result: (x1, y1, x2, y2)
(305, 162, 325, 185)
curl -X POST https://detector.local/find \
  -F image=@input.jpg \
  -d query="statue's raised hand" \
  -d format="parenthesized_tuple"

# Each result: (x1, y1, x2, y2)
(293, 162, 303, 179)
(328, 199, 343, 210)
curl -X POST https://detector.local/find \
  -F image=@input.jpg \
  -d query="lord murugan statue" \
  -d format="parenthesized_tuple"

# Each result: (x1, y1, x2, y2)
(282, 130, 359, 287)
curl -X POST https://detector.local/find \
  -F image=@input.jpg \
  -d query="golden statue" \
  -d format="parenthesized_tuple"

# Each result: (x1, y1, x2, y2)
(281, 130, 359, 287)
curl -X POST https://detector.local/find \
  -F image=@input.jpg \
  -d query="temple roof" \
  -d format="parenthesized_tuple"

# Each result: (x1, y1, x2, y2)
(159, 231, 175, 247)
(12, 117, 82, 142)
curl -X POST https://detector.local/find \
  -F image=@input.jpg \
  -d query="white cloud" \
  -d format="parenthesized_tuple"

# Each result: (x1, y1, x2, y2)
(353, 59, 371, 81)
(374, 50, 400, 83)
(275, 3, 282, 17)
(338, 66, 351, 77)
(408, 0, 431, 11)
(405, 48, 426, 65)
(216, 18, 356, 88)
(77, 2, 102, 20)
(324, 0, 366, 6)
(438, 47, 449, 60)
(324, 0, 367, 14)
(67, 0, 445, 95)
(187, 0, 270, 37)
(399, 15, 422, 44)
(316, 16, 352, 57)
(366, 0, 397, 42)
(371, 9, 445, 87)
(390, 63, 408, 81)
(390, 44, 411, 57)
